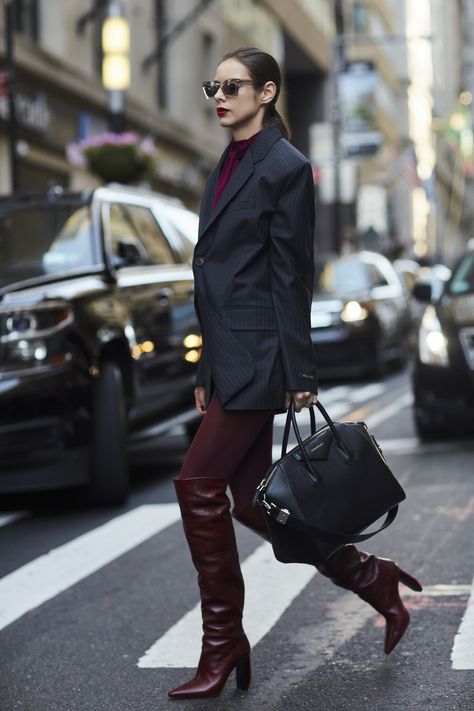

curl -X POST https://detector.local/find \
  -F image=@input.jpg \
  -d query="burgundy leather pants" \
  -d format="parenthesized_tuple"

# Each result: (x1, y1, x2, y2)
(176, 396, 274, 520)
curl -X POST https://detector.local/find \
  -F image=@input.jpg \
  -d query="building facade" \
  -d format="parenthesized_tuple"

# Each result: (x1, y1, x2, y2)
(0, 0, 333, 213)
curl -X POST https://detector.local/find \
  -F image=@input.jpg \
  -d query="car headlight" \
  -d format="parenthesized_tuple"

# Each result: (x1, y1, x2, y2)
(0, 301, 73, 369)
(341, 300, 369, 323)
(418, 305, 449, 367)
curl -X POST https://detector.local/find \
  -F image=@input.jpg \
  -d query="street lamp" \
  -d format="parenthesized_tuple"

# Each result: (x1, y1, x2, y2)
(101, 1, 130, 133)
(3, 0, 18, 192)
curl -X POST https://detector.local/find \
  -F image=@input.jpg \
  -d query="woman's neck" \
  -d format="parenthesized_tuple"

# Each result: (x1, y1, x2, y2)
(231, 119, 265, 142)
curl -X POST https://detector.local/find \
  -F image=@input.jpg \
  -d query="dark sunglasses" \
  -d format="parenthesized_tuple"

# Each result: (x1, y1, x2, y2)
(202, 78, 260, 99)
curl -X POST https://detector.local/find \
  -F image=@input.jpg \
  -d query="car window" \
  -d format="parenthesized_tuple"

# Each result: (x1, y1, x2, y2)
(314, 259, 370, 294)
(0, 202, 97, 288)
(158, 202, 198, 263)
(450, 253, 474, 295)
(365, 263, 389, 288)
(108, 203, 176, 266)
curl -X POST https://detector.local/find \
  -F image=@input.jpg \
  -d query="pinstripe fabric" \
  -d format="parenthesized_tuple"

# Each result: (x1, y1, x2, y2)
(194, 126, 317, 412)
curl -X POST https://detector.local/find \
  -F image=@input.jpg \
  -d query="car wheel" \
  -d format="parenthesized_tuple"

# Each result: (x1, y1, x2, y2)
(414, 410, 446, 442)
(87, 361, 129, 505)
(371, 338, 387, 378)
(392, 342, 409, 371)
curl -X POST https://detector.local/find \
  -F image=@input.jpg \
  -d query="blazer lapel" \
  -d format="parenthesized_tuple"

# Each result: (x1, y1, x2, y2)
(198, 146, 230, 239)
(198, 126, 283, 240)
(199, 149, 254, 239)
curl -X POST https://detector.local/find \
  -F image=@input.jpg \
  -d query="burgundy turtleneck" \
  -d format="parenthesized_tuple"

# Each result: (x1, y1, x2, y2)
(212, 131, 261, 208)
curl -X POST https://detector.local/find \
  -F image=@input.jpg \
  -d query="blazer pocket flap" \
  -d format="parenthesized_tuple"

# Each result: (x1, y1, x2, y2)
(223, 307, 278, 330)
(226, 199, 257, 213)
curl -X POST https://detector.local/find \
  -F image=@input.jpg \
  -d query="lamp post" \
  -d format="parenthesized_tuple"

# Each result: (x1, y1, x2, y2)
(3, 0, 18, 192)
(101, 1, 130, 133)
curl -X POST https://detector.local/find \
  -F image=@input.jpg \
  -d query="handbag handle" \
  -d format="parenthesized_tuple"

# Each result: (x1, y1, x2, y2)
(282, 402, 352, 473)
(281, 401, 316, 456)
(281, 402, 317, 482)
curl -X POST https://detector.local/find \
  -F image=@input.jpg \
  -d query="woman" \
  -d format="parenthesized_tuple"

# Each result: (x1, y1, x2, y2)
(169, 47, 422, 700)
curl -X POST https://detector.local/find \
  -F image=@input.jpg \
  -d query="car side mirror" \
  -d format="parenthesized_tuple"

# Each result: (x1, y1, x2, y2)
(114, 238, 147, 268)
(412, 281, 432, 302)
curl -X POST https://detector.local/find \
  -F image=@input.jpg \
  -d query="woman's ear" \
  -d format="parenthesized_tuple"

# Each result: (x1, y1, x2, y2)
(261, 80, 277, 105)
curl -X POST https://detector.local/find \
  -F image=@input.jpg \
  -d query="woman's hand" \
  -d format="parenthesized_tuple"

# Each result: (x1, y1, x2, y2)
(285, 390, 318, 412)
(194, 386, 207, 414)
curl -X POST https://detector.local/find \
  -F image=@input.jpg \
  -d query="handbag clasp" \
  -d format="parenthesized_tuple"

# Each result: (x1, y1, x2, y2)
(276, 508, 290, 525)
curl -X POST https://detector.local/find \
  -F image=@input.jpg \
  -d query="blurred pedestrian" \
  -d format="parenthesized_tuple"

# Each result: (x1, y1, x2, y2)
(169, 46, 422, 700)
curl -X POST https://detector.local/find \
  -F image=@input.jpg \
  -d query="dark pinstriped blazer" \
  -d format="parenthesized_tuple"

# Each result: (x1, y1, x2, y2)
(193, 125, 317, 412)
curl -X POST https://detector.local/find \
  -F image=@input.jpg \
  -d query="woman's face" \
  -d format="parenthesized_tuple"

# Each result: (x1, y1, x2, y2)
(212, 58, 275, 137)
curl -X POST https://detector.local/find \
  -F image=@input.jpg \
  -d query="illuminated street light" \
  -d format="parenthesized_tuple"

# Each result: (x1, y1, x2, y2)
(101, 2, 130, 132)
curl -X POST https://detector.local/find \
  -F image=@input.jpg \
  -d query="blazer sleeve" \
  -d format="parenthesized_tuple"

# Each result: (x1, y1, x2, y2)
(195, 341, 208, 387)
(270, 161, 318, 393)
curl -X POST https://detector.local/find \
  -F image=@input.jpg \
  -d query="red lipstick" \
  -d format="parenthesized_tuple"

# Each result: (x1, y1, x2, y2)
(217, 108, 229, 117)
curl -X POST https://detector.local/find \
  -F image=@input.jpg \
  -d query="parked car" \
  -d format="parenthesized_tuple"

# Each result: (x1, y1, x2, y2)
(311, 251, 411, 377)
(412, 244, 474, 439)
(0, 184, 201, 504)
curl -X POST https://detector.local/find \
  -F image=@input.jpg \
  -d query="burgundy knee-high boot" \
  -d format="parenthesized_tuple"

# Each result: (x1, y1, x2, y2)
(320, 544, 422, 654)
(232, 506, 422, 654)
(169, 477, 251, 700)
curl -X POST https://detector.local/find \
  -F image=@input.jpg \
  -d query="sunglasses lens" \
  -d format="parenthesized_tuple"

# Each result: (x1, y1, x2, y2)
(223, 81, 239, 96)
(202, 82, 217, 98)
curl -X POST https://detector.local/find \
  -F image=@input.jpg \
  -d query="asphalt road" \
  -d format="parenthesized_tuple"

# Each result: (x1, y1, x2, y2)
(1, 368, 474, 711)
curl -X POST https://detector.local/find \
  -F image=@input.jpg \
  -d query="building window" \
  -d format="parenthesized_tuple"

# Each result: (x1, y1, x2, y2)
(353, 3, 368, 33)
(14, 0, 39, 40)
(201, 32, 215, 118)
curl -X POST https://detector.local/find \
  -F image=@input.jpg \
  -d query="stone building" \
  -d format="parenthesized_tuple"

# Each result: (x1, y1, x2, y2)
(0, 0, 334, 212)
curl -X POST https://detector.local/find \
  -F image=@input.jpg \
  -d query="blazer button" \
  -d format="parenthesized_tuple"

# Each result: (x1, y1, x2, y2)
(195, 257, 204, 266)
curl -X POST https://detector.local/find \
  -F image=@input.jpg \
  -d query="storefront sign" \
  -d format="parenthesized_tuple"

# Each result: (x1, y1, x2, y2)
(0, 71, 52, 133)
(338, 60, 383, 157)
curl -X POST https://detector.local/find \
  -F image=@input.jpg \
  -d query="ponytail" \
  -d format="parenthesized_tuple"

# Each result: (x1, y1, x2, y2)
(264, 104, 291, 141)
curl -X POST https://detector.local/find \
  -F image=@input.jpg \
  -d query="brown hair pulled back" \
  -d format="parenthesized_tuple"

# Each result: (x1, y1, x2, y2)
(221, 46, 290, 140)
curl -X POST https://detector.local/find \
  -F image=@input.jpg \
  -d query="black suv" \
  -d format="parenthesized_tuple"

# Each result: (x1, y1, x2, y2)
(0, 185, 201, 503)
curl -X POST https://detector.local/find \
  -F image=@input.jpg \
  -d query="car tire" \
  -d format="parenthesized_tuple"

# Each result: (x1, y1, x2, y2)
(371, 338, 387, 378)
(392, 342, 409, 371)
(87, 361, 129, 505)
(414, 410, 446, 442)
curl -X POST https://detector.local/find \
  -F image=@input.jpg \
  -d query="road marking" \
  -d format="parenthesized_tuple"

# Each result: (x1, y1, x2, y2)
(271, 392, 413, 460)
(348, 383, 385, 403)
(0, 504, 181, 632)
(138, 541, 316, 668)
(348, 391, 413, 429)
(451, 574, 474, 670)
(406, 584, 471, 597)
(376, 437, 474, 455)
(0, 512, 28, 528)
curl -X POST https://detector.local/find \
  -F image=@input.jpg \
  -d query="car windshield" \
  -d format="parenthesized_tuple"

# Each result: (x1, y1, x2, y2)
(449, 253, 474, 295)
(0, 201, 99, 290)
(314, 259, 370, 295)
(159, 202, 198, 262)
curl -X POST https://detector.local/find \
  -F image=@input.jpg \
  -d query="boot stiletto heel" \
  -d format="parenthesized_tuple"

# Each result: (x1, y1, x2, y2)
(235, 654, 251, 690)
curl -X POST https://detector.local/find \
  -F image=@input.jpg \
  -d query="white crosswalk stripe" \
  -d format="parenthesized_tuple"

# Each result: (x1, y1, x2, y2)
(138, 541, 316, 668)
(0, 504, 181, 632)
(451, 574, 474, 669)
(0, 512, 28, 528)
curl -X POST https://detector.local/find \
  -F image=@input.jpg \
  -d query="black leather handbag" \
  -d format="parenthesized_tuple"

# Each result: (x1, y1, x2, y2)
(254, 401, 406, 565)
